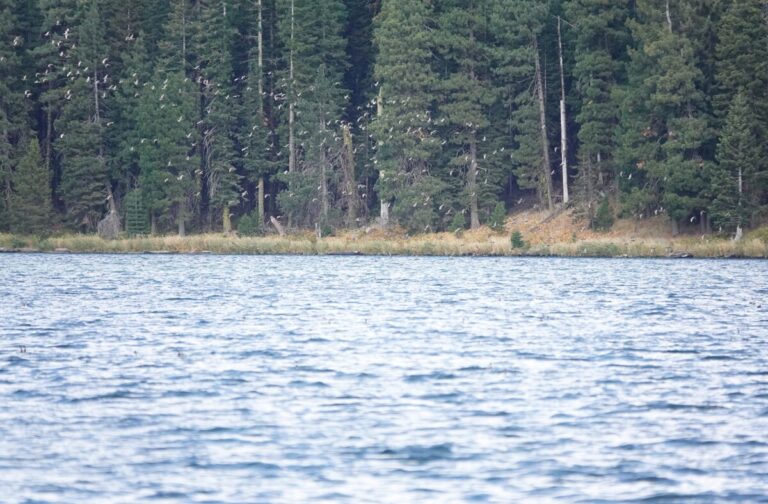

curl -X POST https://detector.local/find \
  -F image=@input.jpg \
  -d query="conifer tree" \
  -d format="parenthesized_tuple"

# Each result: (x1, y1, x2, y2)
(110, 33, 151, 199)
(618, 0, 712, 231)
(238, 0, 273, 227)
(136, 70, 199, 235)
(123, 188, 149, 235)
(32, 0, 80, 188)
(9, 139, 54, 235)
(372, 0, 445, 231)
(714, 0, 768, 154)
(0, 0, 27, 230)
(136, 2, 201, 236)
(277, 0, 350, 228)
(710, 91, 765, 232)
(565, 0, 629, 213)
(492, 0, 554, 210)
(57, 1, 111, 230)
(197, 0, 241, 232)
(436, 0, 504, 229)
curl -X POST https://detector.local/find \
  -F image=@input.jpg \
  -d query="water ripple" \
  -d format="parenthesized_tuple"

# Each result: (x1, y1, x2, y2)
(1, 255, 767, 502)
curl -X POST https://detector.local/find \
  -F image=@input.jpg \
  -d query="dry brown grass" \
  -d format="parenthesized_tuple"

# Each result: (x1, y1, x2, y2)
(2, 210, 767, 258)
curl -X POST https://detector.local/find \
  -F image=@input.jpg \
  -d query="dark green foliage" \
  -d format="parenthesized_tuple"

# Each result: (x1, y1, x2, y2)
(488, 201, 506, 232)
(617, 0, 714, 227)
(566, 0, 629, 209)
(450, 212, 466, 233)
(124, 189, 149, 236)
(713, 0, 768, 129)
(9, 139, 54, 235)
(237, 211, 263, 236)
(390, 176, 449, 234)
(1, 0, 32, 232)
(709, 92, 764, 232)
(592, 198, 614, 231)
(372, 0, 441, 230)
(197, 0, 241, 231)
(277, 0, 350, 228)
(135, 69, 199, 234)
(436, 0, 502, 229)
(1, 0, 766, 236)
(510, 230, 526, 249)
(492, 0, 553, 209)
(343, 0, 375, 117)
(56, 1, 110, 230)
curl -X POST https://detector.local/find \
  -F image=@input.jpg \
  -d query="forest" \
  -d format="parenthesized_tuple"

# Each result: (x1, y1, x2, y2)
(0, 0, 766, 238)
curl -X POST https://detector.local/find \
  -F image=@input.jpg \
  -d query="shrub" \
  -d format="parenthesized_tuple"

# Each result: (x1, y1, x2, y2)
(592, 198, 614, 231)
(124, 190, 149, 236)
(747, 227, 768, 244)
(10, 236, 27, 249)
(238, 211, 263, 236)
(317, 219, 334, 238)
(449, 212, 466, 233)
(488, 202, 506, 232)
(510, 230, 526, 249)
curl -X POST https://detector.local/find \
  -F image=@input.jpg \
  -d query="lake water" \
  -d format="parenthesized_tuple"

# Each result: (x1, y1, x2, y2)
(1, 254, 767, 503)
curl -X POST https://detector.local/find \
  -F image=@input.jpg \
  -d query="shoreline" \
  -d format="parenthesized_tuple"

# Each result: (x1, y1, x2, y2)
(2, 232, 766, 259)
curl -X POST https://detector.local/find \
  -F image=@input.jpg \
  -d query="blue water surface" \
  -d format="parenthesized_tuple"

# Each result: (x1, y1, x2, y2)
(1, 254, 767, 503)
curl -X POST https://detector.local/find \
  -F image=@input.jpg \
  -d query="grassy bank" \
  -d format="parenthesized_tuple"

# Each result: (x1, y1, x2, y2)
(2, 229, 767, 258)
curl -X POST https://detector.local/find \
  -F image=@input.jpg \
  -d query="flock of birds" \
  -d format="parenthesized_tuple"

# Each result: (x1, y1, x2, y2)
(6, 17, 671, 223)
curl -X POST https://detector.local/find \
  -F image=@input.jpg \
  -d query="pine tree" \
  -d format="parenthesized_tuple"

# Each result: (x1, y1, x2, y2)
(57, 0, 111, 230)
(123, 188, 149, 235)
(436, 0, 504, 230)
(9, 138, 55, 235)
(343, 0, 375, 117)
(372, 0, 445, 231)
(197, 0, 241, 232)
(618, 0, 713, 231)
(136, 69, 199, 235)
(32, 0, 80, 194)
(110, 33, 151, 200)
(276, 0, 350, 228)
(710, 91, 764, 232)
(565, 0, 629, 214)
(0, 0, 24, 231)
(158, 0, 197, 74)
(492, 0, 554, 210)
(713, 0, 768, 209)
(278, 65, 347, 227)
(238, 0, 273, 228)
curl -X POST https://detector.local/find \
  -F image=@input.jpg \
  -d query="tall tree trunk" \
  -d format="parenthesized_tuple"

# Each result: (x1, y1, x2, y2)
(288, 0, 296, 175)
(320, 138, 328, 221)
(557, 16, 569, 205)
(534, 37, 554, 211)
(468, 133, 480, 229)
(94, 63, 109, 213)
(3, 145, 11, 213)
(377, 87, 389, 227)
(342, 123, 357, 226)
(380, 201, 389, 227)
(258, 176, 265, 223)
(106, 186, 117, 214)
(223, 207, 231, 233)
(181, 0, 187, 66)
(287, 0, 295, 228)
(45, 97, 52, 175)
(257, 0, 265, 226)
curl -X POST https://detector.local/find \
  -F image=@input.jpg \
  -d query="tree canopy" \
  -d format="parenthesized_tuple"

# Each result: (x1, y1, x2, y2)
(0, 0, 766, 236)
